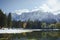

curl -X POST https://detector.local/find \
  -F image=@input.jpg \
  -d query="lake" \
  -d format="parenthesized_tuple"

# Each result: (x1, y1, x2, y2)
(0, 29, 60, 40)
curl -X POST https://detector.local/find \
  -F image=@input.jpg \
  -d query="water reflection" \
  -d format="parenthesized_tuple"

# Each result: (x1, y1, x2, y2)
(0, 31, 60, 40)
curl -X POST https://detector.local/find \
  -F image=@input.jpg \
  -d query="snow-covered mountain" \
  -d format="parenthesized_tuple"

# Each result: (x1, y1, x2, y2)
(11, 10, 60, 23)
(11, 13, 20, 21)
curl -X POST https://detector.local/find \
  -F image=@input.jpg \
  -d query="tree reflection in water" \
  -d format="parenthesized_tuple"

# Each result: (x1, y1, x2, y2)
(0, 31, 60, 40)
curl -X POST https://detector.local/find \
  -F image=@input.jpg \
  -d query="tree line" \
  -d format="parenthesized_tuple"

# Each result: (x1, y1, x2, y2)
(0, 9, 60, 29)
(0, 9, 12, 28)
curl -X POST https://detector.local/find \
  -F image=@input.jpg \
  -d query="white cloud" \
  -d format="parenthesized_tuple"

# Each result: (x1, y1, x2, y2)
(39, 0, 60, 14)
(31, 0, 60, 14)
(15, 9, 29, 15)
(14, 8, 40, 15)
(39, 4, 51, 12)
(31, 7, 39, 11)
(47, 0, 60, 12)
(14, 0, 60, 15)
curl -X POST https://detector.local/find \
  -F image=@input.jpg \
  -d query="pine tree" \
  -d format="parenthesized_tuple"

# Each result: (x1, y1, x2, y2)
(7, 13, 12, 28)
(3, 14, 7, 27)
(0, 9, 7, 28)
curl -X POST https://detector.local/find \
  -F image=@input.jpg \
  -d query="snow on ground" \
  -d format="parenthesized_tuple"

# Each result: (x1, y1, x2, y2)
(0, 28, 59, 34)
(0, 28, 33, 33)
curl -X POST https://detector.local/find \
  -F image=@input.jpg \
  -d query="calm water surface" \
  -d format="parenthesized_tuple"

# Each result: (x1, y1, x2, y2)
(0, 31, 60, 40)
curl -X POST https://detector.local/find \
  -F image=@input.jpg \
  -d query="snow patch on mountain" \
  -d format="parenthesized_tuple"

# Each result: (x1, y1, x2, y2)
(11, 10, 60, 23)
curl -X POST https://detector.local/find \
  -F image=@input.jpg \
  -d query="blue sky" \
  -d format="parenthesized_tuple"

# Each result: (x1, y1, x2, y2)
(0, 0, 60, 15)
(0, 0, 45, 13)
